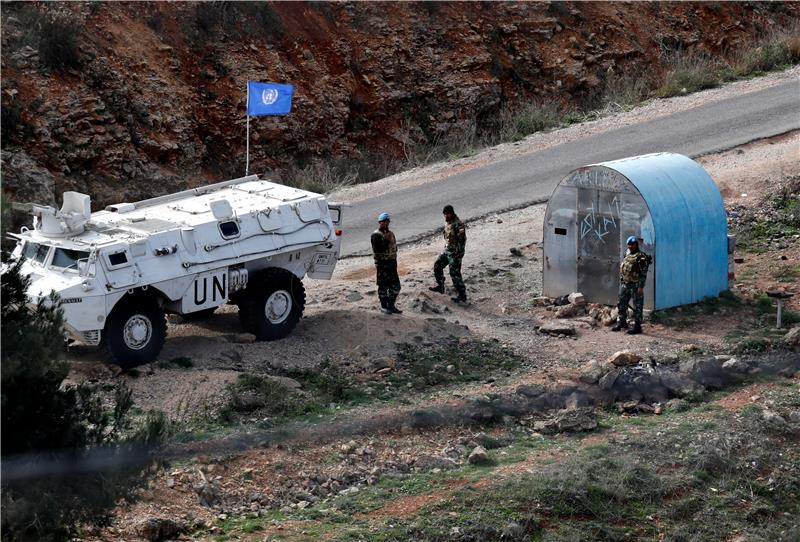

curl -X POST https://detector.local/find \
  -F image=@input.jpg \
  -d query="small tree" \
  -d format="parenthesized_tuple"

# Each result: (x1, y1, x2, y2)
(0, 258, 162, 540)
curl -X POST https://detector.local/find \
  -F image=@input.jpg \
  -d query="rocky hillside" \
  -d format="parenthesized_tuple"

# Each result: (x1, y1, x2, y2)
(1, 1, 797, 208)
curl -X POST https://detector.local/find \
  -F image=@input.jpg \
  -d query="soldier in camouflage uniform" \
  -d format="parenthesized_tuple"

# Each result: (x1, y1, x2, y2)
(429, 205, 468, 303)
(612, 236, 652, 335)
(371, 212, 402, 314)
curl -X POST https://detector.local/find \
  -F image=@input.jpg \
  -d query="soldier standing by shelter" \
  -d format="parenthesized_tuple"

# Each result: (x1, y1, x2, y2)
(371, 212, 402, 314)
(612, 236, 652, 335)
(429, 205, 467, 303)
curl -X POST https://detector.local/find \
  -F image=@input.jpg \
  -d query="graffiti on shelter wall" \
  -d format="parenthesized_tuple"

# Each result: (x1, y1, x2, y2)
(580, 195, 621, 243)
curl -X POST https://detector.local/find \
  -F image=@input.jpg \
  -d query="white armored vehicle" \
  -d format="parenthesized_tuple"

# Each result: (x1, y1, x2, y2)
(9, 175, 343, 367)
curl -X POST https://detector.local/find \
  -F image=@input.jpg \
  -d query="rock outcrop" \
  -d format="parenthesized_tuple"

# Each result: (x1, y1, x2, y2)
(2, 2, 797, 207)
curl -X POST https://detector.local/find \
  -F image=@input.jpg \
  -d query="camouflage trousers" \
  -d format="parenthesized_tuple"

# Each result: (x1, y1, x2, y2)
(618, 282, 644, 325)
(375, 260, 401, 302)
(433, 251, 465, 294)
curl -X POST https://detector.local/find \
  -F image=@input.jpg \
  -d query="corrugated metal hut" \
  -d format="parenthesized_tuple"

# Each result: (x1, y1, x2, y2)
(543, 153, 728, 309)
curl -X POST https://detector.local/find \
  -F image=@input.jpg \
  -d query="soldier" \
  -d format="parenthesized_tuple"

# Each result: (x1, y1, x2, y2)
(371, 212, 402, 314)
(612, 235, 652, 335)
(429, 204, 467, 303)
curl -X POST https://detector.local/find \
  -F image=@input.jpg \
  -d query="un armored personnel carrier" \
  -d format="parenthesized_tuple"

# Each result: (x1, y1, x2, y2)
(9, 175, 343, 367)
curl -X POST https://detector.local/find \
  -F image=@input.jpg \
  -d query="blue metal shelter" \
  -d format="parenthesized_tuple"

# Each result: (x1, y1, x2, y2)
(543, 153, 728, 309)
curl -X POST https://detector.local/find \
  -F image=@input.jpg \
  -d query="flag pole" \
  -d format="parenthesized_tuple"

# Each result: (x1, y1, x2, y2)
(245, 82, 250, 176)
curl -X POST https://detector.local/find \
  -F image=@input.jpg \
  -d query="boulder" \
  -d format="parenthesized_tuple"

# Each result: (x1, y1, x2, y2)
(784, 326, 800, 351)
(567, 292, 586, 305)
(679, 357, 728, 389)
(598, 368, 622, 390)
(579, 359, 610, 384)
(665, 398, 690, 412)
(564, 391, 592, 409)
(193, 480, 222, 507)
(659, 371, 706, 399)
(468, 446, 491, 465)
(539, 322, 575, 336)
(533, 408, 597, 434)
(137, 518, 186, 541)
(555, 304, 581, 318)
(721, 356, 750, 374)
(515, 384, 546, 398)
(607, 350, 642, 366)
(761, 409, 788, 429)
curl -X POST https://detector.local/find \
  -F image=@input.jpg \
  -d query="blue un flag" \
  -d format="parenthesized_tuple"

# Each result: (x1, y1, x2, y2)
(247, 81, 294, 116)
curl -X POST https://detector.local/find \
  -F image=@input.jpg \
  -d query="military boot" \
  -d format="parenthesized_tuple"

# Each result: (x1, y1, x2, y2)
(626, 323, 642, 335)
(379, 298, 392, 315)
(428, 283, 445, 294)
(387, 297, 403, 314)
(451, 287, 467, 303)
(611, 320, 628, 332)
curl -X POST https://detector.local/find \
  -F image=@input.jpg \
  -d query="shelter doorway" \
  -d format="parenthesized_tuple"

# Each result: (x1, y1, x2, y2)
(576, 188, 621, 305)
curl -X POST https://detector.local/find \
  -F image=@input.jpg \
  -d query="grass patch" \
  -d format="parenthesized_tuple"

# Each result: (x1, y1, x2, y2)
(319, 385, 800, 541)
(216, 340, 525, 427)
(732, 176, 800, 253)
(389, 340, 525, 392)
(650, 291, 741, 327)
(772, 264, 800, 283)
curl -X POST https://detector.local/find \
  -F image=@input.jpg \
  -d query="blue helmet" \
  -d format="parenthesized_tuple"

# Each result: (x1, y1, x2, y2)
(378, 212, 390, 221)
(626, 236, 638, 245)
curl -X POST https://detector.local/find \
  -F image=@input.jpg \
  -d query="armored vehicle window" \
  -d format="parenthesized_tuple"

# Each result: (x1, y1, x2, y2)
(219, 220, 240, 239)
(108, 251, 128, 266)
(51, 248, 90, 270)
(22, 242, 50, 264)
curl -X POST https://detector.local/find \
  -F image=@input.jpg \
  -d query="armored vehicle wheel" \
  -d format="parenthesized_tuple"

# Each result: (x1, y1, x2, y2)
(240, 268, 305, 341)
(181, 307, 217, 323)
(103, 297, 167, 368)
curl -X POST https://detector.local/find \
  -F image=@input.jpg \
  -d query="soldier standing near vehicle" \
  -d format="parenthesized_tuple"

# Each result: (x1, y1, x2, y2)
(612, 236, 652, 335)
(371, 212, 402, 314)
(429, 204, 467, 303)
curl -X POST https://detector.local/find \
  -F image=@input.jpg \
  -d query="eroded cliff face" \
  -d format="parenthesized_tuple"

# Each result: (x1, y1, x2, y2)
(1, 2, 797, 207)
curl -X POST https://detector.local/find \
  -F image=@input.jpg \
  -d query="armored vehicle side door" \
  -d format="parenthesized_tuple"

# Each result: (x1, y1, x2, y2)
(307, 204, 342, 280)
(101, 245, 140, 289)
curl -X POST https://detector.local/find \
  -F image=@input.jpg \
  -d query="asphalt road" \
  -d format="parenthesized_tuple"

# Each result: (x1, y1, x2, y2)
(340, 79, 800, 256)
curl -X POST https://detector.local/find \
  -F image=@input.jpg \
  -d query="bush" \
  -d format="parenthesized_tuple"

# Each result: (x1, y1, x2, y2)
(601, 69, 649, 109)
(284, 159, 358, 194)
(227, 373, 299, 416)
(656, 53, 723, 98)
(732, 26, 800, 76)
(496, 102, 560, 142)
(38, 15, 82, 72)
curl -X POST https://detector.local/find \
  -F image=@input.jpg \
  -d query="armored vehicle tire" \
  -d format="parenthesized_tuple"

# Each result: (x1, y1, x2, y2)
(240, 268, 305, 341)
(102, 297, 167, 368)
(181, 307, 217, 323)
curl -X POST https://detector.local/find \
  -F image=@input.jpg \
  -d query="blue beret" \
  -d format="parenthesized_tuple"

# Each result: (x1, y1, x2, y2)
(378, 212, 390, 221)
(626, 236, 638, 244)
